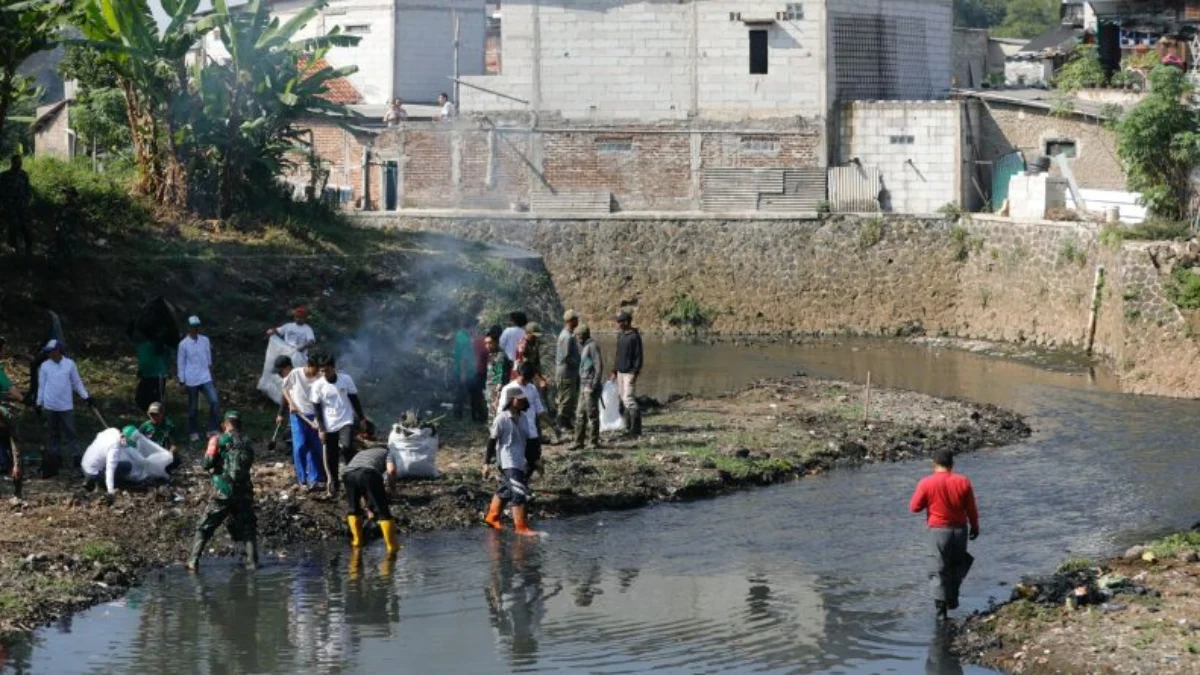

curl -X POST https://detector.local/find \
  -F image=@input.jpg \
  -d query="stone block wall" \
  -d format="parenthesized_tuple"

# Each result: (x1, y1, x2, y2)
(353, 212, 1200, 398)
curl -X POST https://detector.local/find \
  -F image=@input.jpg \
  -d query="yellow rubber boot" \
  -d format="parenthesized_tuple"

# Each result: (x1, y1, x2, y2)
(348, 548, 362, 580)
(512, 505, 539, 537)
(347, 515, 364, 548)
(484, 495, 504, 530)
(379, 519, 400, 556)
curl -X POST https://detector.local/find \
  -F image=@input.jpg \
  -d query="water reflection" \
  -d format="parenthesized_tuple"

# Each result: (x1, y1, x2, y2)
(16, 339, 1200, 675)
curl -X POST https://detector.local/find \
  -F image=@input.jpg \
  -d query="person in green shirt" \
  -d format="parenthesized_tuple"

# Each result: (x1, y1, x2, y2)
(139, 402, 179, 473)
(188, 411, 257, 571)
(0, 337, 23, 403)
(134, 340, 170, 412)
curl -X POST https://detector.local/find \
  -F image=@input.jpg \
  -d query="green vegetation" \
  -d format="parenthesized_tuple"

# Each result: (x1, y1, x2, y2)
(858, 217, 884, 249)
(1146, 531, 1200, 559)
(1100, 220, 1193, 246)
(1117, 66, 1200, 220)
(661, 292, 715, 333)
(0, 0, 68, 154)
(79, 541, 120, 564)
(954, 0, 1058, 39)
(1054, 45, 1106, 92)
(1058, 240, 1086, 267)
(70, 0, 359, 217)
(1166, 267, 1200, 310)
(816, 200, 831, 215)
(950, 224, 984, 261)
(1056, 557, 1095, 574)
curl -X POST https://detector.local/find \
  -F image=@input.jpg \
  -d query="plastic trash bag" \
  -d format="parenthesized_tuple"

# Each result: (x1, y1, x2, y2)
(387, 424, 439, 478)
(599, 380, 625, 433)
(82, 429, 173, 485)
(257, 336, 304, 405)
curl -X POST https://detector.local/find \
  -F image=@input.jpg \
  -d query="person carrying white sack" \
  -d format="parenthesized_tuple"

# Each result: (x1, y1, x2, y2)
(82, 426, 164, 505)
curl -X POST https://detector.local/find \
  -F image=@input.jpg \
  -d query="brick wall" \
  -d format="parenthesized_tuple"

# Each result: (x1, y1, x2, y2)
(300, 120, 380, 209)
(34, 104, 72, 160)
(979, 102, 1126, 191)
(541, 132, 694, 211)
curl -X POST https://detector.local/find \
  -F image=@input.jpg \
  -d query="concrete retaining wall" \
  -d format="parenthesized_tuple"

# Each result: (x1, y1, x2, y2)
(353, 211, 1200, 397)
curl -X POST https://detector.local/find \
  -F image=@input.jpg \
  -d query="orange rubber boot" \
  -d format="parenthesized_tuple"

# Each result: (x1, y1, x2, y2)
(484, 495, 504, 530)
(512, 505, 539, 537)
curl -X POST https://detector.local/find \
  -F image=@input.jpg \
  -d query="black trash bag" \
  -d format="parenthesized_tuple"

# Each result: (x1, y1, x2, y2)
(130, 297, 180, 345)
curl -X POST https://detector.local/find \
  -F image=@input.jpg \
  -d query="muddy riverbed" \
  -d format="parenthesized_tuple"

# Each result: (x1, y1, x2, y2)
(5, 338, 1200, 674)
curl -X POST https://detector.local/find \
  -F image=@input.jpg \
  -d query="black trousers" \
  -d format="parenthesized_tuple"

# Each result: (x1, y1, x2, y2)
(496, 468, 529, 506)
(323, 426, 356, 493)
(343, 467, 392, 520)
(136, 376, 166, 412)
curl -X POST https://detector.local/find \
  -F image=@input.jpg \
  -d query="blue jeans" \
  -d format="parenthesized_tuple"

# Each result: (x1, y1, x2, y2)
(187, 382, 220, 436)
(290, 412, 325, 486)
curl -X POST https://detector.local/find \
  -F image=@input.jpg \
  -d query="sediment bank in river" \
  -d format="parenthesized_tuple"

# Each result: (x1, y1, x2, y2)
(0, 374, 1028, 641)
(954, 530, 1200, 674)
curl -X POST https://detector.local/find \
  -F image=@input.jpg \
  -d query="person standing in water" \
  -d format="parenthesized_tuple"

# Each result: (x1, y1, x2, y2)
(483, 391, 538, 536)
(909, 449, 979, 621)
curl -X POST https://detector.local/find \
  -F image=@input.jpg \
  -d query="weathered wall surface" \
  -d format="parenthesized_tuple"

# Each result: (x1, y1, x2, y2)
(354, 212, 1200, 398)
(978, 102, 1125, 191)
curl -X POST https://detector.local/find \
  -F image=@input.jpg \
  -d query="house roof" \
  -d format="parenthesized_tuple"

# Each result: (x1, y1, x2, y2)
(955, 88, 1117, 121)
(1019, 25, 1083, 55)
(31, 99, 71, 133)
(299, 56, 362, 105)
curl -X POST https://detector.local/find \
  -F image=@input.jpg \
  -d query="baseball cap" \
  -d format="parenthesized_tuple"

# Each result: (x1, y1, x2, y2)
(563, 310, 578, 322)
(573, 323, 590, 338)
(42, 339, 59, 352)
(615, 311, 632, 323)
(147, 402, 164, 415)
(122, 425, 138, 443)
(188, 316, 201, 327)
(224, 410, 240, 421)
(525, 322, 542, 336)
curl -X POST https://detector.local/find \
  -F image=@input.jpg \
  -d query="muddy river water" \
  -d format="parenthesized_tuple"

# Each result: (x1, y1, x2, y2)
(6, 339, 1200, 674)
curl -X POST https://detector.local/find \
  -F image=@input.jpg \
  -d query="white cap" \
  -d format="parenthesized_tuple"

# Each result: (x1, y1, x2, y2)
(42, 339, 59, 352)
(188, 316, 201, 327)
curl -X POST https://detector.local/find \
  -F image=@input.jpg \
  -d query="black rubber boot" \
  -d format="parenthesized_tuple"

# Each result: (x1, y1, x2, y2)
(630, 409, 643, 437)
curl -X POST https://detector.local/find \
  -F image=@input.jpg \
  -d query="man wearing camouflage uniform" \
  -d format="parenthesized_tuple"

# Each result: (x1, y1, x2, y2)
(188, 411, 258, 571)
(571, 324, 604, 450)
(554, 311, 581, 430)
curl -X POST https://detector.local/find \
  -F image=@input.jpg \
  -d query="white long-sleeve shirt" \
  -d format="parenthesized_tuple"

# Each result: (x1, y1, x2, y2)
(81, 433, 144, 495)
(177, 335, 213, 387)
(37, 357, 88, 412)
(499, 327, 525, 362)
(275, 322, 316, 352)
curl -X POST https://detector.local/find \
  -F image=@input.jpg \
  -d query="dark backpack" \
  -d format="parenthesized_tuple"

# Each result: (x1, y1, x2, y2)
(222, 434, 255, 488)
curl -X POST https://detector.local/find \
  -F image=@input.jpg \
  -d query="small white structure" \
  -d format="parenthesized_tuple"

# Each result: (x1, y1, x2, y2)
(1008, 172, 1068, 221)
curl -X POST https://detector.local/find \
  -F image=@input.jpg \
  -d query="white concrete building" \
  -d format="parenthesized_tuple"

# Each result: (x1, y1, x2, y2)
(460, 0, 953, 121)
(206, 0, 488, 106)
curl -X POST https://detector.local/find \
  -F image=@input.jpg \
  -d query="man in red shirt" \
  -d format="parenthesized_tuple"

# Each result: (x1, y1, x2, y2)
(910, 448, 979, 621)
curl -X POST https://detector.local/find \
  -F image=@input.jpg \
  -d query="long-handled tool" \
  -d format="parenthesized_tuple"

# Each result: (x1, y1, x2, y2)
(89, 404, 110, 429)
(266, 421, 283, 453)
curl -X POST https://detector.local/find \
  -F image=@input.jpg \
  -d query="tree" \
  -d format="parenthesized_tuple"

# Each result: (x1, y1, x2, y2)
(994, 0, 1059, 39)
(192, 0, 359, 217)
(1116, 66, 1200, 220)
(1054, 45, 1106, 92)
(72, 0, 204, 207)
(0, 0, 67, 152)
(57, 45, 130, 157)
(954, 0, 1006, 29)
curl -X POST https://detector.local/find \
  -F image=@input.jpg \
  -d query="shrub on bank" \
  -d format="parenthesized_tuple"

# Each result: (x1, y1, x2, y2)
(23, 156, 149, 241)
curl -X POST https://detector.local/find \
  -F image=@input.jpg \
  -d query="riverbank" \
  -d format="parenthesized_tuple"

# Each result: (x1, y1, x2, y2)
(0, 373, 1028, 641)
(954, 530, 1200, 673)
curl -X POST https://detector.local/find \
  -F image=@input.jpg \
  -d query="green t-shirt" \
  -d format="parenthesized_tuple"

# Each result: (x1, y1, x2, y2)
(0, 364, 11, 396)
(135, 341, 169, 378)
(139, 419, 176, 448)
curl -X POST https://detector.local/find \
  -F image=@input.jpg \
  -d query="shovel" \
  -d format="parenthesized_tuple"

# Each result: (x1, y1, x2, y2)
(266, 421, 283, 453)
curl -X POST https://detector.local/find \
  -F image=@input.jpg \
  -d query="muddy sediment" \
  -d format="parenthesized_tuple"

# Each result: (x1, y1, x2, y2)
(0, 374, 1029, 642)
(953, 530, 1200, 674)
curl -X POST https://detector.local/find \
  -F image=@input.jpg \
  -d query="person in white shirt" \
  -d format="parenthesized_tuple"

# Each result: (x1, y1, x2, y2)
(498, 311, 527, 362)
(36, 339, 90, 476)
(267, 306, 317, 362)
(274, 355, 325, 490)
(434, 92, 456, 121)
(309, 352, 368, 497)
(382, 97, 408, 127)
(177, 316, 220, 441)
(82, 426, 146, 505)
(496, 362, 558, 476)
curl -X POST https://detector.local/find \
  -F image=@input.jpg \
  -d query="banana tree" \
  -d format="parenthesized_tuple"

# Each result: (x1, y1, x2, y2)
(194, 0, 358, 218)
(71, 0, 204, 207)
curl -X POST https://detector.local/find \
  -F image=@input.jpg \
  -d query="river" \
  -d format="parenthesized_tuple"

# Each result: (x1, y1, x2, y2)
(6, 339, 1200, 674)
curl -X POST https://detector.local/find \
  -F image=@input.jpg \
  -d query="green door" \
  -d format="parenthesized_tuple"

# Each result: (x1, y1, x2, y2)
(991, 152, 1025, 212)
